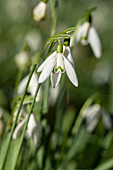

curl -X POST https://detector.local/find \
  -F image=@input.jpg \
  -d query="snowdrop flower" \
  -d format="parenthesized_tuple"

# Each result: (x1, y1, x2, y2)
(33, 1, 47, 22)
(27, 114, 42, 144)
(76, 16, 102, 58)
(83, 104, 112, 132)
(25, 29, 42, 51)
(18, 72, 41, 102)
(37, 43, 78, 88)
(13, 109, 42, 145)
(15, 51, 28, 70)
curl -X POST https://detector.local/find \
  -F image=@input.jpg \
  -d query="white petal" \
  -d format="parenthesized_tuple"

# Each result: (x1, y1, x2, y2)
(27, 114, 42, 144)
(38, 58, 56, 83)
(75, 24, 84, 43)
(88, 26, 102, 58)
(63, 56, 78, 87)
(13, 117, 27, 139)
(102, 109, 112, 129)
(55, 53, 65, 73)
(18, 76, 28, 94)
(37, 51, 56, 72)
(63, 46, 75, 67)
(50, 72, 61, 88)
(75, 22, 90, 44)
(33, 1, 47, 22)
(29, 73, 38, 96)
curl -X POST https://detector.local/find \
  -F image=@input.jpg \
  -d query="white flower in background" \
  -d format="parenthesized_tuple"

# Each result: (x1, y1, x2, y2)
(13, 109, 42, 145)
(37, 43, 78, 88)
(83, 104, 112, 132)
(92, 61, 111, 85)
(33, 1, 47, 22)
(25, 29, 42, 51)
(27, 114, 42, 144)
(76, 21, 102, 58)
(15, 51, 28, 70)
(18, 72, 41, 102)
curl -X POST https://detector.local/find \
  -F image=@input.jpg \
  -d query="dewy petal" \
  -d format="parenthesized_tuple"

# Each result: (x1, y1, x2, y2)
(63, 56, 78, 87)
(63, 46, 75, 67)
(38, 58, 56, 83)
(50, 72, 61, 88)
(13, 117, 27, 139)
(88, 26, 102, 58)
(37, 51, 56, 72)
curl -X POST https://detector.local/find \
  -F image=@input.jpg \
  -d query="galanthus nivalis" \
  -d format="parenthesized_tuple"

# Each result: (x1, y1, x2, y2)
(83, 104, 112, 132)
(13, 109, 42, 145)
(75, 16, 102, 58)
(37, 42, 78, 88)
(18, 72, 41, 102)
(33, 1, 47, 22)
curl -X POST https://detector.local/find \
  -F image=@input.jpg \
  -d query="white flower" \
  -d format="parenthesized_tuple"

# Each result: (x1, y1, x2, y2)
(13, 111, 42, 145)
(25, 29, 42, 51)
(33, 1, 47, 22)
(18, 73, 41, 102)
(83, 104, 112, 132)
(37, 44, 78, 88)
(76, 21, 102, 58)
(15, 51, 28, 70)
(27, 114, 42, 144)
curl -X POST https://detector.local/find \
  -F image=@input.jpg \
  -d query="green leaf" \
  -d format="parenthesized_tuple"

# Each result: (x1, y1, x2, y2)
(3, 137, 22, 170)
(95, 158, 113, 170)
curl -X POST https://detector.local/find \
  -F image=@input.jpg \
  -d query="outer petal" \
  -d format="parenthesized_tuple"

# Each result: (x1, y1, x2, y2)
(38, 58, 56, 83)
(63, 56, 78, 87)
(75, 24, 84, 44)
(88, 26, 102, 58)
(27, 114, 42, 144)
(13, 117, 27, 139)
(18, 76, 28, 94)
(63, 46, 75, 67)
(50, 72, 61, 88)
(37, 51, 56, 72)
(102, 108, 112, 129)
(33, 1, 47, 22)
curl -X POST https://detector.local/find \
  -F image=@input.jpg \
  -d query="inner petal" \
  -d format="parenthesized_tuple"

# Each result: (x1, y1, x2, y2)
(54, 53, 65, 73)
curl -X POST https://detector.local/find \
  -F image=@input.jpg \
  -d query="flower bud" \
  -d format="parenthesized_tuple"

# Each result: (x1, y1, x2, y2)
(33, 1, 47, 22)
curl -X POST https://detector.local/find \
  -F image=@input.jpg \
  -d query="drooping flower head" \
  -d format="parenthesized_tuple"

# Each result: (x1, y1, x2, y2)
(76, 15, 102, 58)
(83, 104, 112, 132)
(18, 72, 41, 102)
(33, 0, 47, 22)
(13, 108, 42, 145)
(37, 40, 78, 88)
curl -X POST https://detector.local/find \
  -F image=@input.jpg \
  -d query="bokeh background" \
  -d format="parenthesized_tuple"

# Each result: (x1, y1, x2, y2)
(0, 0, 113, 169)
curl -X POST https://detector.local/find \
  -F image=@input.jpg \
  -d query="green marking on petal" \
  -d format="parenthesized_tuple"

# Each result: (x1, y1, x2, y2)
(81, 36, 87, 40)
(55, 66, 64, 73)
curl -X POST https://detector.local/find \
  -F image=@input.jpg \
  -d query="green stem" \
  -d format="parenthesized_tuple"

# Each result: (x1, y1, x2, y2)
(13, 83, 41, 170)
(0, 64, 36, 170)
(50, 0, 57, 36)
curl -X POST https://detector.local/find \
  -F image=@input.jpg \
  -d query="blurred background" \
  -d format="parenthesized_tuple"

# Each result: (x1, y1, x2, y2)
(0, 0, 113, 169)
